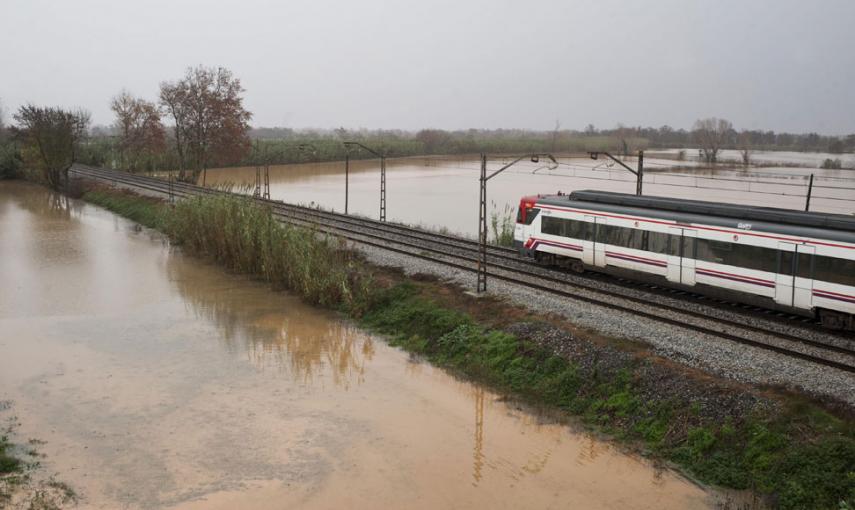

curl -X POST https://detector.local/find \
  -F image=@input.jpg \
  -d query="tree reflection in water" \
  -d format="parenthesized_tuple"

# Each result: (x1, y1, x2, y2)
(165, 255, 374, 389)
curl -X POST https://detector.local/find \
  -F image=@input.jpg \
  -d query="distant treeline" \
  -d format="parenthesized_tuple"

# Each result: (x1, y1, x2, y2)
(6, 122, 855, 177)
(233, 125, 855, 167)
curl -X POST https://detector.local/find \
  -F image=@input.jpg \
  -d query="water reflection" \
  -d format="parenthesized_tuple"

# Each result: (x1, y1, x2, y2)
(0, 181, 85, 219)
(165, 256, 374, 389)
(472, 386, 485, 485)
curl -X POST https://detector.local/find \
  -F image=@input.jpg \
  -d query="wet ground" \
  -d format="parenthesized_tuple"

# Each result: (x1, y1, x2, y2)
(0, 180, 723, 509)
(202, 155, 855, 237)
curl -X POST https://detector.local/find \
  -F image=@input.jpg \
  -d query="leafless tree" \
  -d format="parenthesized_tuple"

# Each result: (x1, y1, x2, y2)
(159, 80, 190, 180)
(693, 117, 732, 164)
(14, 104, 90, 189)
(551, 119, 560, 153)
(111, 90, 165, 171)
(615, 124, 631, 158)
(737, 130, 752, 166)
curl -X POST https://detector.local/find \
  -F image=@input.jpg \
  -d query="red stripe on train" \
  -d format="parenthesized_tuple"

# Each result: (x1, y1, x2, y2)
(696, 268, 776, 288)
(605, 251, 667, 267)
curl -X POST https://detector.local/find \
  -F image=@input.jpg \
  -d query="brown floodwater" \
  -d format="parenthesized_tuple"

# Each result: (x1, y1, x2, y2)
(202, 155, 855, 237)
(1, 181, 728, 509)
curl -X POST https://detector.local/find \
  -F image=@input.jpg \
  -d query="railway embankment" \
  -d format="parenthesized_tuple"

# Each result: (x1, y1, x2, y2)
(78, 183, 855, 509)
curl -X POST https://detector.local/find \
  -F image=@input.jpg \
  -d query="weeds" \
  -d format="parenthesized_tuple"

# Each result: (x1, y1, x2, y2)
(489, 201, 515, 247)
(83, 189, 166, 229)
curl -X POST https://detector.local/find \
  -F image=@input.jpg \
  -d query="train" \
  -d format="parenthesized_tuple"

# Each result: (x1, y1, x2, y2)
(513, 190, 855, 330)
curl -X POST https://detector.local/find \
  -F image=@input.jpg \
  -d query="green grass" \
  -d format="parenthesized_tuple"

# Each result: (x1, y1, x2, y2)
(0, 434, 21, 475)
(83, 189, 167, 229)
(361, 283, 855, 509)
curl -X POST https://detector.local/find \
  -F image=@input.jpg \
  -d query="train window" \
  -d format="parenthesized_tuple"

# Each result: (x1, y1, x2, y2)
(682, 236, 697, 259)
(542, 217, 591, 240)
(624, 229, 645, 250)
(569, 220, 591, 240)
(541, 216, 564, 236)
(596, 224, 650, 251)
(666, 235, 681, 256)
(812, 255, 855, 286)
(647, 231, 671, 254)
(796, 252, 814, 279)
(779, 251, 795, 276)
(695, 239, 778, 273)
(517, 207, 540, 225)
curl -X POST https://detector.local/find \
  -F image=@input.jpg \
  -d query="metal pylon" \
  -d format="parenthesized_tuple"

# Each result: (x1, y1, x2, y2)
(380, 156, 386, 222)
(476, 154, 488, 293)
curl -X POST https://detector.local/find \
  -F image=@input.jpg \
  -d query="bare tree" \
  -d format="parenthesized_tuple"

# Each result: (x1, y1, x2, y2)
(111, 90, 165, 171)
(615, 124, 631, 158)
(551, 119, 560, 152)
(159, 66, 252, 183)
(693, 117, 732, 164)
(159, 80, 190, 180)
(737, 130, 752, 166)
(14, 105, 90, 189)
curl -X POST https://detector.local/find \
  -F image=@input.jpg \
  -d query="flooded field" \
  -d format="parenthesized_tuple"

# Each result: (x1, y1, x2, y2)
(0, 180, 726, 508)
(653, 148, 855, 168)
(203, 155, 855, 237)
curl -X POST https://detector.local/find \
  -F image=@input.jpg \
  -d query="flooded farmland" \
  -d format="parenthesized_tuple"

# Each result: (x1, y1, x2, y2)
(202, 155, 855, 237)
(0, 180, 726, 508)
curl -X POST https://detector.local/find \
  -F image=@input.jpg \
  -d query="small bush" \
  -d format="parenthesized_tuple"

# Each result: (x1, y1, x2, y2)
(821, 158, 843, 169)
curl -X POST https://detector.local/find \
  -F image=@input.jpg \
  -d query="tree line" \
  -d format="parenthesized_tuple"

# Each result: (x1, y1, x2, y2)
(0, 65, 252, 187)
(2, 65, 854, 188)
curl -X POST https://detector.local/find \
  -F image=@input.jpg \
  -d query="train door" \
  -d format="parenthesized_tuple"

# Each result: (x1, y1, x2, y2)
(775, 242, 797, 307)
(590, 216, 607, 267)
(582, 215, 601, 266)
(793, 244, 815, 310)
(680, 230, 697, 285)
(666, 228, 697, 285)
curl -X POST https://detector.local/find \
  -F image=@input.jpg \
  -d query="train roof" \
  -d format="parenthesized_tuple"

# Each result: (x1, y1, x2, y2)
(534, 190, 855, 243)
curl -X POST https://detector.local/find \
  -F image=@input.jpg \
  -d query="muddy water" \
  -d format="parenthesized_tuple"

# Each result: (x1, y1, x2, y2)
(203, 155, 855, 237)
(0, 181, 719, 509)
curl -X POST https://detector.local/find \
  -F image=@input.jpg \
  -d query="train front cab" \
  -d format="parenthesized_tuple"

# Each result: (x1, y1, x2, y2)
(514, 196, 541, 256)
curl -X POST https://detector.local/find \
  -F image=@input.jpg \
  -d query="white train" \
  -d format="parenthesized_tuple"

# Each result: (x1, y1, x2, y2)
(514, 190, 855, 330)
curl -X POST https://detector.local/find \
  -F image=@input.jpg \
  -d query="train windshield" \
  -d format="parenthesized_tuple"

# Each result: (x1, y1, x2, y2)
(517, 196, 540, 225)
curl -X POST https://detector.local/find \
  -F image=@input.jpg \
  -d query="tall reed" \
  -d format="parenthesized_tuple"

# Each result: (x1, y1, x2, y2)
(165, 194, 374, 313)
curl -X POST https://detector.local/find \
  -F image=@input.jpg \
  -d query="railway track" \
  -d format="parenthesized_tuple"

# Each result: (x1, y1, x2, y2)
(71, 164, 855, 374)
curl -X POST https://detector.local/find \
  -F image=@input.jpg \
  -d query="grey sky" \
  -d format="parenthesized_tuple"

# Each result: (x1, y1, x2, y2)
(2, 0, 854, 134)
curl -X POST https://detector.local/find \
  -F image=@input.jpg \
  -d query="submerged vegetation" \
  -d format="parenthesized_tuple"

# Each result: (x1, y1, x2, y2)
(1, 404, 77, 509)
(81, 186, 855, 509)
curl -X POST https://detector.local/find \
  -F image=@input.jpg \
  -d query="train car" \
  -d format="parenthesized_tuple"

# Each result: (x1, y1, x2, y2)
(514, 190, 855, 330)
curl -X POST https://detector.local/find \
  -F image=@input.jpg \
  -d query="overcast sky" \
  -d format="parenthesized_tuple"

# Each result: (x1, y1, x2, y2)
(2, 0, 854, 134)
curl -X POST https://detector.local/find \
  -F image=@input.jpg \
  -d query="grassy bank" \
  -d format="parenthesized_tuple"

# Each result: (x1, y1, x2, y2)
(81, 186, 854, 509)
(363, 283, 854, 509)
